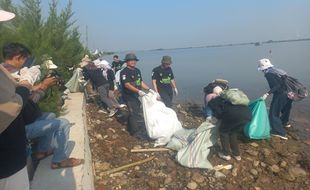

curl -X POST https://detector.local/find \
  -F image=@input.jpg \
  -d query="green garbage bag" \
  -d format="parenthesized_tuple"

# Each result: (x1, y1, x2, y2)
(244, 98, 270, 139)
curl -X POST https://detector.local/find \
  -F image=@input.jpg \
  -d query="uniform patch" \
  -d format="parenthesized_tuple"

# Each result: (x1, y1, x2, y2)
(122, 75, 126, 80)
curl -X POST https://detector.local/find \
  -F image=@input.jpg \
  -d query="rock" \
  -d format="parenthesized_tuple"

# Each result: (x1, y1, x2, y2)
(279, 172, 295, 182)
(232, 168, 238, 177)
(246, 149, 259, 156)
(250, 169, 258, 176)
(95, 133, 104, 140)
(280, 161, 287, 168)
(159, 188, 167, 190)
(215, 171, 226, 178)
(146, 180, 159, 189)
(260, 162, 267, 168)
(134, 166, 140, 171)
(250, 142, 259, 147)
(269, 165, 280, 173)
(96, 120, 101, 124)
(95, 161, 111, 171)
(185, 171, 192, 178)
(253, 161, 260, 167)
(164, 176, 173, 184)
(254, 187, 261, 190)
(288, 167, 307, 178)
(262, 148, 271, 157)
(186, 181, 198, 190)
(192, 172, 204, 183)
(133, 145, 142, 149)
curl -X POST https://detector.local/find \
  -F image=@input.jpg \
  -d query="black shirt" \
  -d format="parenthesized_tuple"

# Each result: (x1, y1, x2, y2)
(84, 68, 108, 88)
(0, 86, 29, 179)
(265, 72, 286, 95)
(152, 66, 174, 92)
(120, 67, 143, 100)
(112, 60, 124, 73)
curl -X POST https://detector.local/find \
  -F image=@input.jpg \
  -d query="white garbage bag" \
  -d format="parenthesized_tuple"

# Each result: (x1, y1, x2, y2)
(141, 91, 182, 146)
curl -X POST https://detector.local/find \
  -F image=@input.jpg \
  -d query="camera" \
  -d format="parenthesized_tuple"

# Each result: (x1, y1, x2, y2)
(48, 70, 65, 86)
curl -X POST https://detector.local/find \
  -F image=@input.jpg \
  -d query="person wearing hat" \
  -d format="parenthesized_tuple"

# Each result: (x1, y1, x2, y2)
(151, 55, 178, 108)
(258, 58, 292, 140)
(120, 53, 151, 139)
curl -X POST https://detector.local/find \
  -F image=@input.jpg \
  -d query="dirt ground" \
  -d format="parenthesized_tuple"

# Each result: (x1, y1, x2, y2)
(85, 96, 310, 190)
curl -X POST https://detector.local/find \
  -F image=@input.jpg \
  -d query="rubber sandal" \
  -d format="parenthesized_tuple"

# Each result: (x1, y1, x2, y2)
(51, 158, 84, 169)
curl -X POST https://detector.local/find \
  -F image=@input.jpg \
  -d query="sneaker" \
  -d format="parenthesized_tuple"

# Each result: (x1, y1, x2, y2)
(233, 155, 242, 161)
(218, 152, 231, 161)
(284, 123, 292, 128)
(119, 104, 127, 108)
(108, 109, 118, 117)
(271, 134, 288, 140)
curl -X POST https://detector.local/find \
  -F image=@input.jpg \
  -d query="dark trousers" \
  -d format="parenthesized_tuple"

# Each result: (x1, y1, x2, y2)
(269, 93, 293, 136)
(159, 89, 173, 108)
(219, 125, 242, 156)
(125, 96, 147, 138)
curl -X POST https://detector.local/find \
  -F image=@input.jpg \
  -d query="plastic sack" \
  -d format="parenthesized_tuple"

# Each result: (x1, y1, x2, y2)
(168, 121, 218, 169)
(221, 88, 250, 106)
(244, 98, 270, 139)
(141, 91, 183, 146)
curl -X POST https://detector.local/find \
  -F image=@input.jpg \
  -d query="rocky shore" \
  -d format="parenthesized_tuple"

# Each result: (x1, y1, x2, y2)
(86, 100, 310, 190)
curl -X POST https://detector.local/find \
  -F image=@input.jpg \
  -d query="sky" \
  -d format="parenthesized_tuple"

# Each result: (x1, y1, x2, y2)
(16, 0, 310, 52)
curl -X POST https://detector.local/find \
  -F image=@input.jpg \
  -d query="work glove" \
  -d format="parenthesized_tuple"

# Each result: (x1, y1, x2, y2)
(138, 90, 146, 97)
(148, 89, 155, 94)
(19, 65, 41, 85)
(262, 93, 269, 100)
(173, 88, 179, 96)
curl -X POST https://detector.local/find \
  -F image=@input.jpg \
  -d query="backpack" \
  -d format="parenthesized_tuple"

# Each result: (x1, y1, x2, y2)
(282, 75, 308, 101)
(203, 79, 229, 94)
(221, 88, 250, 106)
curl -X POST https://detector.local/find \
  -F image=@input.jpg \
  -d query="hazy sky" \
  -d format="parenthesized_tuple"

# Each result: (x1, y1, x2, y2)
(25, 0, 310, 51)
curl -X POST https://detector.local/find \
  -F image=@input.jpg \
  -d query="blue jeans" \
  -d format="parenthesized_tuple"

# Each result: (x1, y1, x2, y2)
(25, 112, 71, 163)
(203, 105, 213, 118)
(269, 93, 292, 136)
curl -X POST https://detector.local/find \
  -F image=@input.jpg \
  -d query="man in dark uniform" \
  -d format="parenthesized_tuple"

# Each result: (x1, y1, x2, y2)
(152, 56, 178, 108)
(120, 53, 151, 139)
(111, 55, 124, 73)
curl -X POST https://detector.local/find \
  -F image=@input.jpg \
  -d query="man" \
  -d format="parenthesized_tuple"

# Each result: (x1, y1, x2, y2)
(152, 55, 178, 108)
(111, 55, 124, 73)
(2, 43, 83, 169)
(258, 58, 292, 140)
(0, 13, 35, 188)
(120, 53, 151, 139)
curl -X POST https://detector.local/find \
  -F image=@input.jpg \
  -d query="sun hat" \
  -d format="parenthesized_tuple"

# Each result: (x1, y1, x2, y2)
(213, 86, 223, 95)
(124, 53, 139, 62)
(161, 55, 172, 65)
(258, 58, 274, 71)
(44, 60, 58, 69)
(0, 10, 15, 22)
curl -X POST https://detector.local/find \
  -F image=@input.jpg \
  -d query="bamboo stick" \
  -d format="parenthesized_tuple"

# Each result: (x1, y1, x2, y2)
(130, 148, 171, 153)
(103, 156, 155, 175)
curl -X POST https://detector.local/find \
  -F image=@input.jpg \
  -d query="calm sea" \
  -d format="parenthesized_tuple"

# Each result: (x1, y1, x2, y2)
(105, 41, 310, 115)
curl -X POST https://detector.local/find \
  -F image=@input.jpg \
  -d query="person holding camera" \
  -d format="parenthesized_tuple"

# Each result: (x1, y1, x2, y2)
(2, 43, 83, 169)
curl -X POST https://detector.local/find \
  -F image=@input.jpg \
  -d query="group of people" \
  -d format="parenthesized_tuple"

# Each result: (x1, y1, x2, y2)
(0, 10, 83, 190)
(1, 8, 296, 190)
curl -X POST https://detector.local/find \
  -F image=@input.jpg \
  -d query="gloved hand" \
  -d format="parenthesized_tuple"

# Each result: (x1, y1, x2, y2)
(173, 88, 178, 96)
(138, 90, 146, 97)
(19, 65, 41, 85)
(148, 89, 155, 94)
(262, 93, 269, 100)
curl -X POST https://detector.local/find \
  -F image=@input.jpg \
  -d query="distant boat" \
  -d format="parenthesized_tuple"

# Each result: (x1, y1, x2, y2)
(254, 42, 261, 46)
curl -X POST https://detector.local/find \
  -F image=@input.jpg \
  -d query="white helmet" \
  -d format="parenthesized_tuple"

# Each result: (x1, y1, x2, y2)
(258, 58, 274, 71)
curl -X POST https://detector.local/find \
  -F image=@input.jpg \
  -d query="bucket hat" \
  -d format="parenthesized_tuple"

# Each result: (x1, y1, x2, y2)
(161, 55, 172, 65)
(258, 58, 274, 71)
(0, 10, 15, 22)
(124, 53, 139, 62)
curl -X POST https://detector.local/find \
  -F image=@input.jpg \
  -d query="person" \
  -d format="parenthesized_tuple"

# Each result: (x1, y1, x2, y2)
(151, 56, 178, 108)
(83, 60, 120, 117)
(111, 55, 124, 73)
(2, 43, 84, 169)
(209, 95, 252, 161)
(204, 86, 223, 121)
(120, 53, 152, 139)
(258, 58, 292, 140)
(0, 32, 37, 189)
